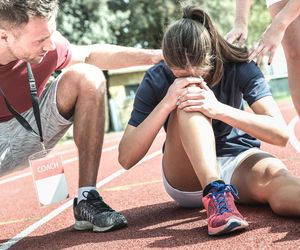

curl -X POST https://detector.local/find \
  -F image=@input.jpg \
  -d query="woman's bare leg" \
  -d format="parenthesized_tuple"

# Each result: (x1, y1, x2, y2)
(231, 152, 300, 216)
(162, 109, 248, 235)
(162, 109, 219, 191)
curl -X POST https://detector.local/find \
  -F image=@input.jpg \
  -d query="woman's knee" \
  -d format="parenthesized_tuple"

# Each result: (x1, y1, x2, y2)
(176, 108, 211, 126)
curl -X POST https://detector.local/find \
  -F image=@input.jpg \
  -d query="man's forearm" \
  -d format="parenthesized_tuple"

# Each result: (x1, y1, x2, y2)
(85, 44, 161, 70)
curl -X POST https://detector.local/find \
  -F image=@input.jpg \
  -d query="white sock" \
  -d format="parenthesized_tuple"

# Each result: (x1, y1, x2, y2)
(78, 186, 97, 203)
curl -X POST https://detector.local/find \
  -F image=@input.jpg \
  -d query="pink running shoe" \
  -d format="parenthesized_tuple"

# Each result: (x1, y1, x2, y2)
(202, 182, 248, 236)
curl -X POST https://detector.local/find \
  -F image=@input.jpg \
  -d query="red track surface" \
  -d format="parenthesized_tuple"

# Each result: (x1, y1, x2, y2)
(1, 97, 299, 250)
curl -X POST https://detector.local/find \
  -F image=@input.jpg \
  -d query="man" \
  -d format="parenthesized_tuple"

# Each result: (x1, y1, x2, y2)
(0, 0, 161, 232)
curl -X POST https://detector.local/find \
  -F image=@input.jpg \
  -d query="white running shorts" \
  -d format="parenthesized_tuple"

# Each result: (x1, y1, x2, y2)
(162, 147, 266, 208)
(0, 76, 73, 174)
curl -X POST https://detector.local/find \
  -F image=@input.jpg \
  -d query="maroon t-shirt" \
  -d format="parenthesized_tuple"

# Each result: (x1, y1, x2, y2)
(0, 32, 72, 122)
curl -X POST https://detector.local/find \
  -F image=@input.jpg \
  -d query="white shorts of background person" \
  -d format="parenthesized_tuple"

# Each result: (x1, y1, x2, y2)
(266, 0, 282, 8)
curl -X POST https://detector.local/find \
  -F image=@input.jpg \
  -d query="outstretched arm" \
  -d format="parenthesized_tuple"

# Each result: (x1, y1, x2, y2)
(250, 0, 300, 65)
(226, 0, 253, 46)
(68, 44, 162, 69)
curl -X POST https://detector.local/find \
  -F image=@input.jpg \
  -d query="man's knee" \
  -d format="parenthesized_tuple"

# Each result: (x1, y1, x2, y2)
(60, 63, 106, 96)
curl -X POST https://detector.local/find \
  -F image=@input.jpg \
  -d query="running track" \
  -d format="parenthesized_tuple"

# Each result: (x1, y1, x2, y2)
(0, 98, 299, 250)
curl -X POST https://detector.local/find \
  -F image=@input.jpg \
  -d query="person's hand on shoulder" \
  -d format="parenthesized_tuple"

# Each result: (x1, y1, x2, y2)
(226, 23, 248, 47)
(249, 24, 285, 65)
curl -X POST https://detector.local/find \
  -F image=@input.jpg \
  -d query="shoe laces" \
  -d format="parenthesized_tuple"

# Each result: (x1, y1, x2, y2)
(83, 190, 114, 214)
(208, 183, 239, 215)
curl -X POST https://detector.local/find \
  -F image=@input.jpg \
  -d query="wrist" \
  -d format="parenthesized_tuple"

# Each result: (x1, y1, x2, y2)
(159, 99, 174, 114)
(234, 18, 248, 27)
(272, 18, 289, 32)
(214, 103, 228, 120)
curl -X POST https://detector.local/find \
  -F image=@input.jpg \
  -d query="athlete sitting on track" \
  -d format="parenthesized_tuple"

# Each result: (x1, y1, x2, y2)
(118, 5, 300, 236)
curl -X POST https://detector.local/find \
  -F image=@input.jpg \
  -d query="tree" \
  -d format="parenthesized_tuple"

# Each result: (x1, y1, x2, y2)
(107, 0, 180, 48)
(56, 0, 271, 49)
(248, 0, 271, 44)
(107, 0, 270, 49)
(56, 0, 129, 45)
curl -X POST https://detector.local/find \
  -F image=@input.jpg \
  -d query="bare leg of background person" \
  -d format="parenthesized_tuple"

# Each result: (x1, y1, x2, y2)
(269, 2, 300, 117)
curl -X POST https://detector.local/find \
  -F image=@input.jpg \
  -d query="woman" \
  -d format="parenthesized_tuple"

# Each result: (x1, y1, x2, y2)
(118, 5, 300, 236)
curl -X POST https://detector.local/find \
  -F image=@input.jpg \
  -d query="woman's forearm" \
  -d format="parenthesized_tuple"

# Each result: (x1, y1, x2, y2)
(118, 101, 173, 169)
(215, 103, 289, 146)
(272, 0, 300, 31)
(234, 0, 253, 26)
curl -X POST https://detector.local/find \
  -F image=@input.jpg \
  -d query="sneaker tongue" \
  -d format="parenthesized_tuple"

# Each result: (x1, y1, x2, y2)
(87, 189, 100, 199)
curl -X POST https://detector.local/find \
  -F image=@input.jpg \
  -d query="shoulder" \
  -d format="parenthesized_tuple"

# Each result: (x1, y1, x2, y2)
(136, 61, 174, 102)
(225, 60, 262, 73)
(48, 31, 72, 69)
(144, 61, 175, 86)
(224, 61, 264, 80)
(222, 61, 265, 88)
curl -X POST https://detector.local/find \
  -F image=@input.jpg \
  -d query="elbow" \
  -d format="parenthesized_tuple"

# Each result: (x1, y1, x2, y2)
(118, 139, 137, 170)
(274, 132, 290, 147)
(118, 158, 133, 170)
(118, 151, 135, 170)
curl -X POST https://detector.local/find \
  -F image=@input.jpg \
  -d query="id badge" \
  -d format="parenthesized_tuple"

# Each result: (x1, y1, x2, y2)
(29, 149, 69, 206)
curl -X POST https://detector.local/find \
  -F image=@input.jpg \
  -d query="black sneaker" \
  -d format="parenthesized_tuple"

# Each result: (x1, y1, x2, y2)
(73, 189, 128, 232)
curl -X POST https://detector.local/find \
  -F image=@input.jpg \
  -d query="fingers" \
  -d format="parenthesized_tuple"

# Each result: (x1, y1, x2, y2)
(226, 33, 238, 44)
(199, 81, 210, 91)
(268, 48, 276, 65)
(249, 39, 279, 66)
(248, 43, 264, 62)
(235, 34, 247, 47)
(175, 77, 203, 89)
(226, 29, 247, 47)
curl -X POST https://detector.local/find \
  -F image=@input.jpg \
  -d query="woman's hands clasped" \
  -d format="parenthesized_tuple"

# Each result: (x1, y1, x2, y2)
(163, 77, 204, 111)
(176, 80, 224, 119)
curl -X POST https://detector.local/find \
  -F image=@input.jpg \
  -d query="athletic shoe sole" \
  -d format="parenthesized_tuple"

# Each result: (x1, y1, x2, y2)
(208, 218, 249, 236)
(74, 219, 128, 232)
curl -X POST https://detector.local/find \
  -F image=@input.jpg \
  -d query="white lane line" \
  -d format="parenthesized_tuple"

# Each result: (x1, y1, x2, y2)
(288, 116, 300, 153)
(0, 172, 32, 185)
(0, 132, 165, 186)
(0, 150, 162, 250)
(0, 146, 118, 186)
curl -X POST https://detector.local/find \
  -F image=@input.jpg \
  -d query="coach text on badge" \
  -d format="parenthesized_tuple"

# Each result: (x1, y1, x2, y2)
(29, 149, 69, 206)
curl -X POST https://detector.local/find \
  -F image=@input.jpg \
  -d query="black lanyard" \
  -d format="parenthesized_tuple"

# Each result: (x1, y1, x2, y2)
(0, 62, 44, 148)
